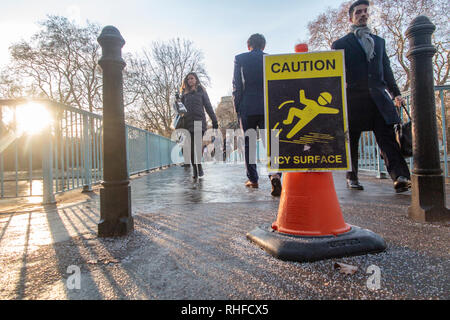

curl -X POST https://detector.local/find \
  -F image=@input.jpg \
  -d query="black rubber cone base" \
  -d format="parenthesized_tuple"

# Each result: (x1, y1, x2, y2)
(247, 224, 386, 262)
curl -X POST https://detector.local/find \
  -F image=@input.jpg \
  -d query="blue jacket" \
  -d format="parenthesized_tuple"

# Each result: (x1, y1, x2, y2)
(332, 33, 401, 125)
(232, 49, 265, 117)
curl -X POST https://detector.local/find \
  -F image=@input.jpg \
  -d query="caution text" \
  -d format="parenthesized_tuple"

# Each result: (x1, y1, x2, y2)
(271, 59, 336, 74)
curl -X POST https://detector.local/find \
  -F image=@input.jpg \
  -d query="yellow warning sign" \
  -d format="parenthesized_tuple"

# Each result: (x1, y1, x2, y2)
(265, 51, 344, 80)
(264, 50, 350, 172)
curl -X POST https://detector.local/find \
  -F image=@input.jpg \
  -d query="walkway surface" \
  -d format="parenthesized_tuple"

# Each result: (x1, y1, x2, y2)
(0, 162, 449, 300)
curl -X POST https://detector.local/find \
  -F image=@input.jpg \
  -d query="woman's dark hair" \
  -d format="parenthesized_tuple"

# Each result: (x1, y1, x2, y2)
(348, 0, 370, 17)
(247, 33, 266, 50)
(181, 72, 203, 94)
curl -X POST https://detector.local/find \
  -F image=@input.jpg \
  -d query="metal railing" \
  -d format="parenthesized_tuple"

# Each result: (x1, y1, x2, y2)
(1, 85, 447, 203)
(126, 125, 177, 175)
(358, 85, 449, 179)
(0, 99, 182, 204)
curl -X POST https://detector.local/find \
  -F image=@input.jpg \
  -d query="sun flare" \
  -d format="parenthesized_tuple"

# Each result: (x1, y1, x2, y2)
(11, 103, 53, 136)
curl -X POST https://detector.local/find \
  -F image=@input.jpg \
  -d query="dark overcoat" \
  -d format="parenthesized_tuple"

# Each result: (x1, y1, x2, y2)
(181, 86, 217, 133)
(232, 49, 265, 117)
(332, 33, 401, 126)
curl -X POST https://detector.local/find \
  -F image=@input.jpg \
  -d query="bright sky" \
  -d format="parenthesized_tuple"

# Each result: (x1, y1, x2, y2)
(0, 0, 346, 107)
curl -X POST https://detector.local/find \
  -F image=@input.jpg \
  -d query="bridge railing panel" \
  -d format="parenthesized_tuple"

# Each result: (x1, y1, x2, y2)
(358, 85, 449, 179)
(0, 99, 181, 203)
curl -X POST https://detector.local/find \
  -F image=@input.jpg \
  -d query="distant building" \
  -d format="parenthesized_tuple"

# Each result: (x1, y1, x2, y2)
(216, 96, 238, 131)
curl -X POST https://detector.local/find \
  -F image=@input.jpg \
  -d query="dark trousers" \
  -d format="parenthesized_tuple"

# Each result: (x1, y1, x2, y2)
(239, 114, 280, 183)
(189, 130, 204, 165)
(347, 102, 410, 182)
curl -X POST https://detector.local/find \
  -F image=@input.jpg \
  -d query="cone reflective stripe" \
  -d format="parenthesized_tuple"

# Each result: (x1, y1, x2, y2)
(272, 172, 350, 236)
(246, 43, 386, 262)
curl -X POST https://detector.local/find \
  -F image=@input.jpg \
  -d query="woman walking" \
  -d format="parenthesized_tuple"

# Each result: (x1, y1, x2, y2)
(180, 72, 218, 179)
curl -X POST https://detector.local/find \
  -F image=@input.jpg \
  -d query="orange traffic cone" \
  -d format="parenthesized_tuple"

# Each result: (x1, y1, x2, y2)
(248, 169, 386, 262)
(246, 43, 386, 262)
(272, 172, 350, 236)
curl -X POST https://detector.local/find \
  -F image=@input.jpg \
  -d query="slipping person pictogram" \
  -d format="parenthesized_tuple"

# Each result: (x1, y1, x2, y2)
(282, 90, 339, 139)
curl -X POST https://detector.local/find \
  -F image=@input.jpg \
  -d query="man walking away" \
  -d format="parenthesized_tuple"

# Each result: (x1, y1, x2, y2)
(232, 33, 282, 196)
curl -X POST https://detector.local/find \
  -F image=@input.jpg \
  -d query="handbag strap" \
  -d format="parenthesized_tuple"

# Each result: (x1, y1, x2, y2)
(401, 102, 411, 121)
(396, 101, 411, 122)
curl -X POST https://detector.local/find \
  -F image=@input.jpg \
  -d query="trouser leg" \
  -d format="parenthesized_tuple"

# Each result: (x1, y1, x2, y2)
(347, 129, 362, 181)
(190, 132, 197, 177)
(240, 116, 259, 183)
(373, 115, 411, 181)
(190, 130, 204, 177)
(253, 115, 282, 180)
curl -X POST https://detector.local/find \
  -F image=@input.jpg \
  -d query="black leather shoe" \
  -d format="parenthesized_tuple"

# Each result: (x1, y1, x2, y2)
(270, 176, 282, 197)
(394, 176, 410, 193)
(347, 179, 364, 190)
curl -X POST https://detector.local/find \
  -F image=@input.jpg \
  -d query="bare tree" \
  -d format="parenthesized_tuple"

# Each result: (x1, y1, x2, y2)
(307, 0, 449, 91)
(307, 0, 449, 149)
(125, 38, 209, 137)
(370, 0, 449, 149)
(0, 70, 33, 98)
(3, 15, 102, 112)
(371, 0, 449, 90)
(307, 2, 351, 51)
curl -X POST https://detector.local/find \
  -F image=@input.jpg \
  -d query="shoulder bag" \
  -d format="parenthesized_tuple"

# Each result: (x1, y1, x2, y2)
(394, 103, 412, 158)
(173, 93, 188, 130)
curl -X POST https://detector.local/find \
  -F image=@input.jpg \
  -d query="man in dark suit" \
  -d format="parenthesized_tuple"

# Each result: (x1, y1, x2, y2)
(332, 0, 410, 193)
(232, 33, 282, 196)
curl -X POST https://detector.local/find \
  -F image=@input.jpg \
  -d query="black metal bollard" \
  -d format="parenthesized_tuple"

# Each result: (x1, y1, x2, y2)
(97, 26, 134, 236)
(405, 16, 449, 222)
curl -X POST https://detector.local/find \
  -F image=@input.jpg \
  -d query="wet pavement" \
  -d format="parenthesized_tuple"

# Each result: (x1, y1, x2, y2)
(0, 162, 449, 300)
(131, 162, 278, 210)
